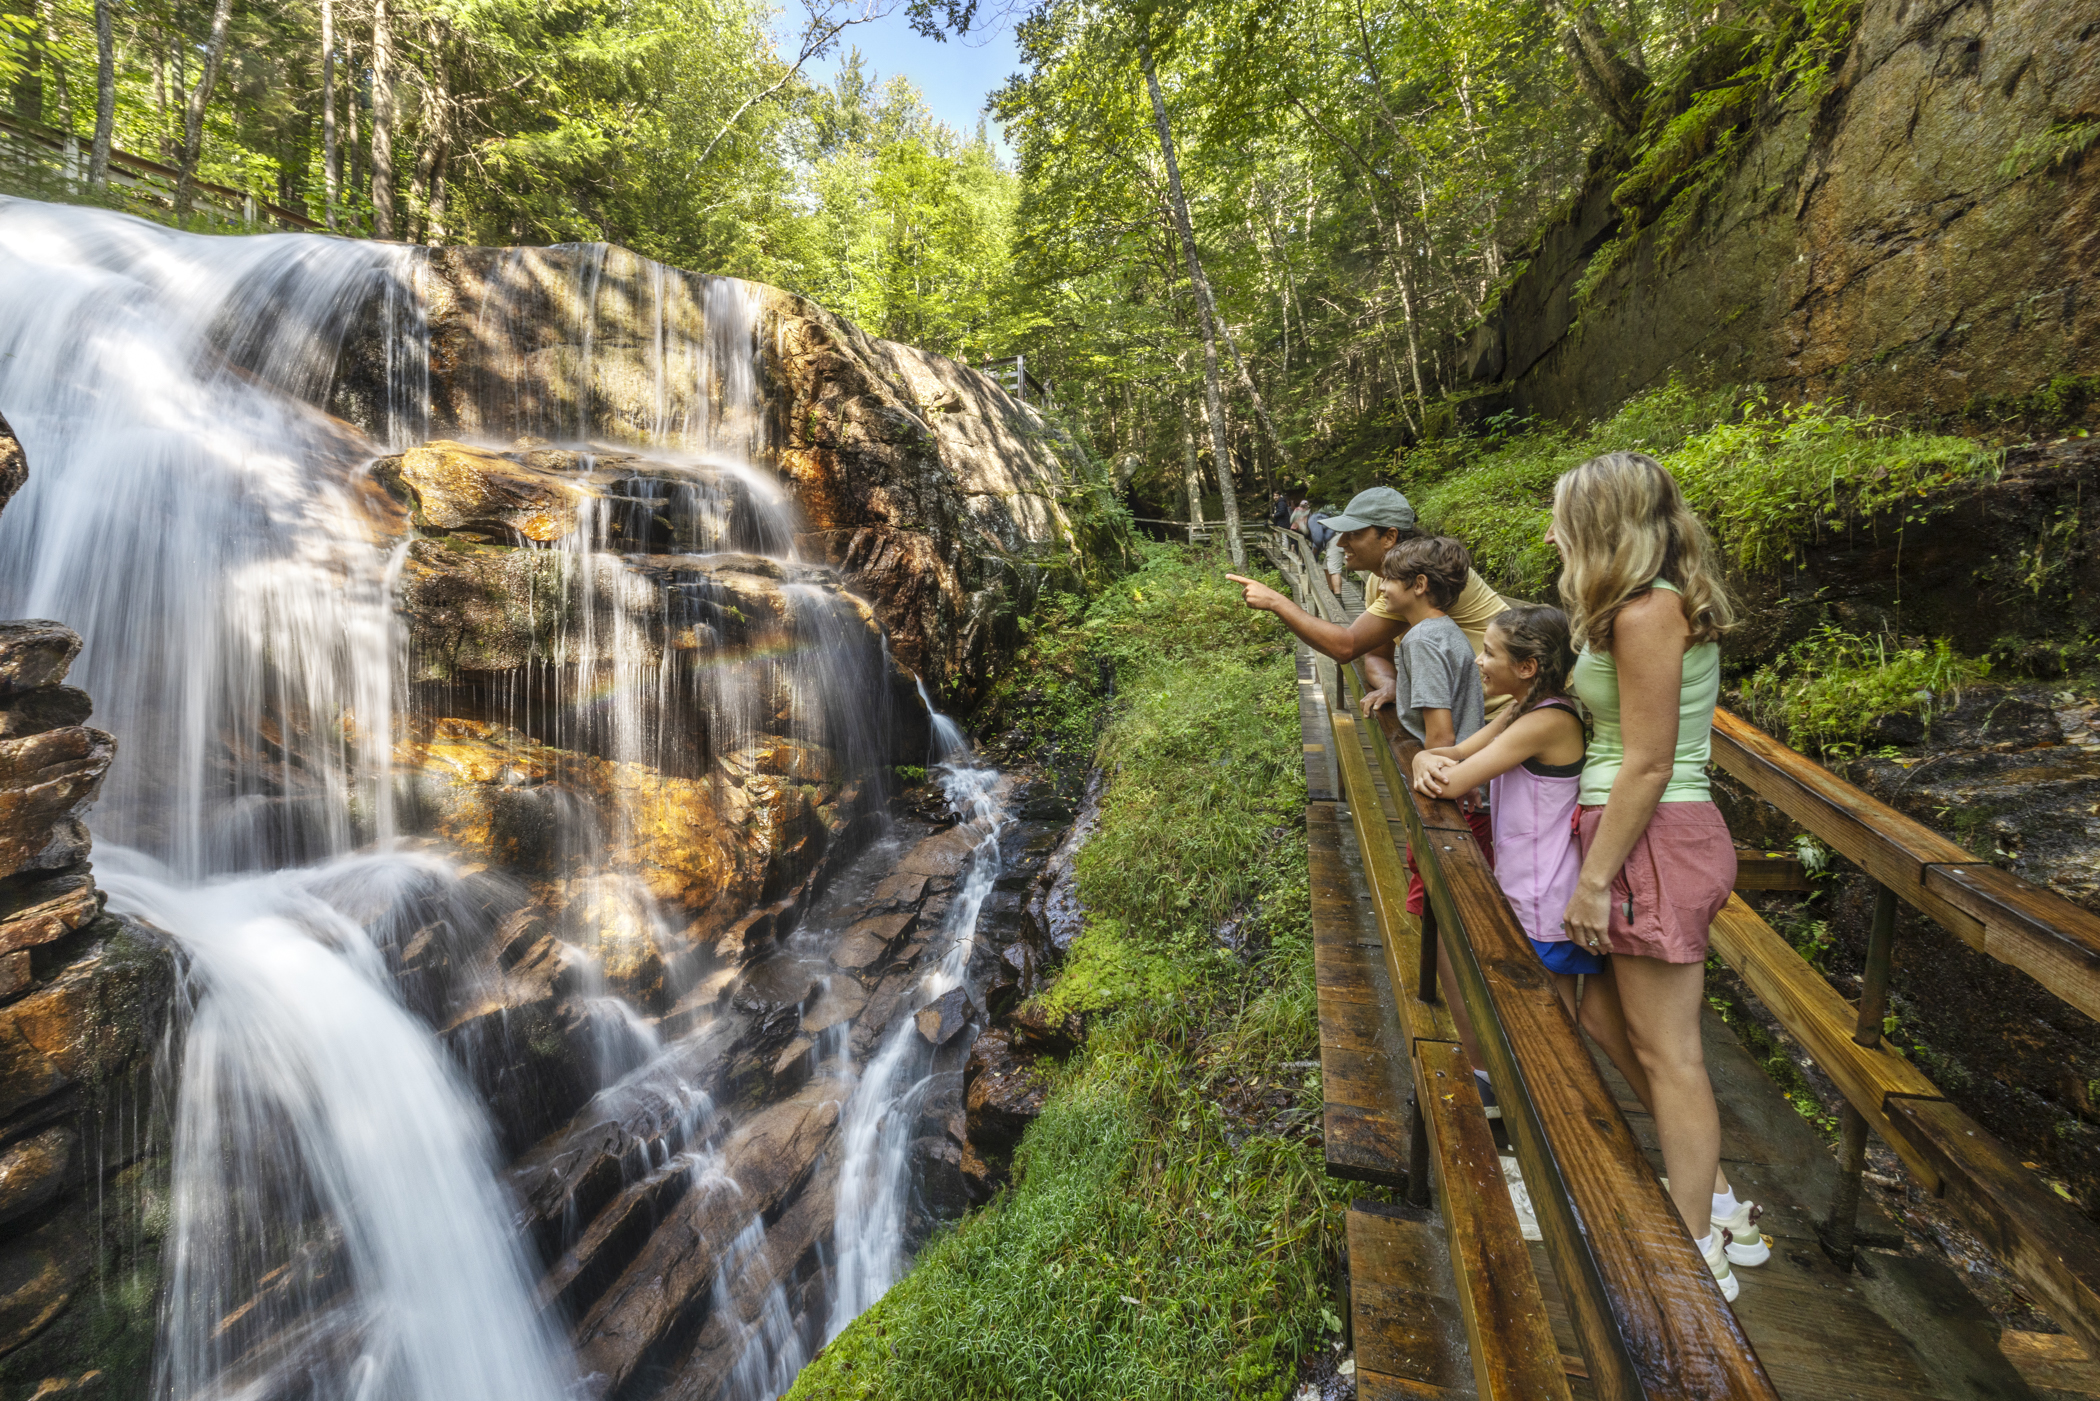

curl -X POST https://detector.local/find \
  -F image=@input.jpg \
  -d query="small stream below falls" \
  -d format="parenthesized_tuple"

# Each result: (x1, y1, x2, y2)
(0, 197, 1026, 1400)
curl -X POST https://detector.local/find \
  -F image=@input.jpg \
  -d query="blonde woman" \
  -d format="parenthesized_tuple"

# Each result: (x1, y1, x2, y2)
(1551, 451, 1764, 1302)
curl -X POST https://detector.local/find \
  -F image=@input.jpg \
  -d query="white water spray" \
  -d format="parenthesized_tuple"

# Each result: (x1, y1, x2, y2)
(822, 685, 1005, 1341)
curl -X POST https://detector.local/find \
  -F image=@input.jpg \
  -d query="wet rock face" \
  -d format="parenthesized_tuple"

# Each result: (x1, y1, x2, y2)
(1721, 439, 2100, 667)
(0, 413, 21, 519)
(0, 610, 173, 1391)
(482, 777, 1078, 1401)
(347, 244, 1130, 707)
(1471, 0, 2100, 424)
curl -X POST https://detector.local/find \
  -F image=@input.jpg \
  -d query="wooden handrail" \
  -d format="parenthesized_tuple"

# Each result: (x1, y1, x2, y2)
(0, 112, 328, 231)
(1708, 894, 2100, 1355)
(1269, 529, 2100, 1362)
(1709, 708, 2100, 1023)
(1267, 530, 1780, 1400)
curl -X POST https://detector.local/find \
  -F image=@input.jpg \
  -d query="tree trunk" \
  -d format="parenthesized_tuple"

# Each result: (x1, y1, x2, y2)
(89, 0, 114, 186)
(1178, 394, 1205, 529)
(408, 25, 452, 242)
(172, 0, 235, 219)
(370, 0, 396, 239)
(1559, 3, 1649, 133)
(1138, 26, 1242, 566)
(321, 0, 338, 229)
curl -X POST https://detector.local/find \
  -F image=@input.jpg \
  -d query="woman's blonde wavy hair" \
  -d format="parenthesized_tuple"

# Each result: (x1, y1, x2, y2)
(1552, 451, 1734, 652)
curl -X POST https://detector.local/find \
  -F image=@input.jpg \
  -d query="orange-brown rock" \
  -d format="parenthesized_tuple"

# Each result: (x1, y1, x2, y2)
(396, 718, 850, 971)
(378, 245, 1132, 705)
(376, 440, 583, 543)
(0, 728, 112, 881)
(0, 411, 21, 520)
(0, 874, 100, 957)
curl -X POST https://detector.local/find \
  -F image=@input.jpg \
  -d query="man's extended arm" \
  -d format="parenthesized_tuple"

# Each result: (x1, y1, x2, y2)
(1226, 575, 1403, 663)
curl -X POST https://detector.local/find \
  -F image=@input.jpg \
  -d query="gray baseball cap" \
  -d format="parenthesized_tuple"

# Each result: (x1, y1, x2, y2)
(1322, 486, 1417, 533)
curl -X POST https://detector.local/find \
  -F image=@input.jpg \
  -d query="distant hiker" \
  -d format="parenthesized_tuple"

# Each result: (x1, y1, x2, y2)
(1552, 451, 1762, 1301)
(1269, 490, 1295, 529)
(1227, 486, 1509, 712)
(1288, 497, 1313, 535)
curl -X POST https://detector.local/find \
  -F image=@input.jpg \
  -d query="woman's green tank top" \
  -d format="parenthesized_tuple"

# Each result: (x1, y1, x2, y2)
(1571, 579, 1720, 806)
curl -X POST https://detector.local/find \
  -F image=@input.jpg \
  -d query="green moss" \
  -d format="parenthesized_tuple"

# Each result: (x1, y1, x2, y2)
(1962, 372, 2100, 436)
(790, 548, 1335, 1400)
(1740, 623, 1988, 755)
(1035, 916, 1199, 1018)
(1403, 381, 1997, 594)
(1999, 119, 2100, 179)
(0, 1158, 167, 1397)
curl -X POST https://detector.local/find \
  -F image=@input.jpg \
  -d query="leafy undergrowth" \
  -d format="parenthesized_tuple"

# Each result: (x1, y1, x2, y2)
(1402, 381, 1998, 596)
(1740, 623, 1990, 755)
(787, 546, 1343, 1401)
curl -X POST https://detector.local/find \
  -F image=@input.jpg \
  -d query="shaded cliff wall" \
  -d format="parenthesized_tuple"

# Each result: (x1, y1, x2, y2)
(1468, 0, 2100, 423)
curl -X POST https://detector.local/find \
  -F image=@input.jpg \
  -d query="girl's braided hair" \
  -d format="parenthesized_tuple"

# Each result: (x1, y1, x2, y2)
(1492, 604, 1578, 719)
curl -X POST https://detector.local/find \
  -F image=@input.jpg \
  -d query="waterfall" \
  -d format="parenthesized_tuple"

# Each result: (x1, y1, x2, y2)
(0, 196, 998, 1401)
(823, 686, 1004, 1341)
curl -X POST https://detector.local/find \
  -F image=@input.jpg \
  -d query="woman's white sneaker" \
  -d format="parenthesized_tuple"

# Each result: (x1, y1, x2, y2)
(1714, 1199, 1770, 1267)
(1699, 1232, 1740, 1301)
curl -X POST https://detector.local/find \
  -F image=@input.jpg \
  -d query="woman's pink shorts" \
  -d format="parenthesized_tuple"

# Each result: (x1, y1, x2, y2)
(1575, 801, 1736, 964)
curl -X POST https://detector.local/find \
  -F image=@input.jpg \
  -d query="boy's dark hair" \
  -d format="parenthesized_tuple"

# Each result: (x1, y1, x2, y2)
(1490, 604, 1577, 717)
(1381, 535, 1470, 610)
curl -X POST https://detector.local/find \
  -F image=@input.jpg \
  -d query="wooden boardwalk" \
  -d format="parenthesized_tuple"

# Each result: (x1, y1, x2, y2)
(1288, 559, 2100, 1401)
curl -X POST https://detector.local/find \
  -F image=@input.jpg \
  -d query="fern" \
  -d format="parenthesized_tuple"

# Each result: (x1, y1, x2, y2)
(1999, 119, 2100, 179)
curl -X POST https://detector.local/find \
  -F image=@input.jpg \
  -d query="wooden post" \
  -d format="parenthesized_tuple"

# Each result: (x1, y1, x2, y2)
(1823, 1103, 1870, 1271)
(1855, 881, 1898, 1047)
(1824, 880, 1898, 1269)
(1407, 1092, 1432, 1209)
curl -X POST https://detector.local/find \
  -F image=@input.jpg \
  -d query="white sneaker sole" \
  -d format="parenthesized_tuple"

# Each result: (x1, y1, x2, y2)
(1724, 1232, 1771, 1267)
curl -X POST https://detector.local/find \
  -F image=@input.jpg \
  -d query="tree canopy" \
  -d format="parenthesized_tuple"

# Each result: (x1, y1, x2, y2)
(2, 0, 1864, 514)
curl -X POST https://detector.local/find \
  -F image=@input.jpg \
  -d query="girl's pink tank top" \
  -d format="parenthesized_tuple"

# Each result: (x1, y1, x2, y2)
(1487, 698, 1585, 944)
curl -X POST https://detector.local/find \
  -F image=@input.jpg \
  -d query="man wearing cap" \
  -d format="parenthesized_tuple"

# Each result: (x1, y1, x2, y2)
(1227, 486, 1510, 713)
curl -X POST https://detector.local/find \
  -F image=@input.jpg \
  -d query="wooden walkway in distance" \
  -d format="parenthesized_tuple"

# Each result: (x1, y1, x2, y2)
(1292, 564, 2100, 1401)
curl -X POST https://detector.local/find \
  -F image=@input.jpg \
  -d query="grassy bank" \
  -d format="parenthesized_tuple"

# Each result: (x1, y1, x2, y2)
(1402, 381, 1997, 598)
(786, 546, 1343, 1401)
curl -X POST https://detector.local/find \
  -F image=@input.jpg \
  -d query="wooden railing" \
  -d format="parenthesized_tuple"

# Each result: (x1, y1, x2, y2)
(1267, 527, 2100, 1366)
(0, 112, 327, 232)
(977, 353, 1054, 409)
(1269, 531, 1780, 1401)
(1706, 709, 2100, 1355)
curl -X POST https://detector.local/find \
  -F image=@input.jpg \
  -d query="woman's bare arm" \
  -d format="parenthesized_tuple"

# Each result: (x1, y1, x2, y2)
(1563, 591, 1687, 951)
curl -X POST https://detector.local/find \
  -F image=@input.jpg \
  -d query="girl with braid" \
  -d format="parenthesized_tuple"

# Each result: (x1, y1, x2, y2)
(1410, 606, 1652, 1162)
(1412, 605, 1617, 1006)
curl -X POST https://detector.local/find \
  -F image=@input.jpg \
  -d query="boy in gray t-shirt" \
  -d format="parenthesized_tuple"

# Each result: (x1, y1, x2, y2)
(1375, 537, 1486, 750)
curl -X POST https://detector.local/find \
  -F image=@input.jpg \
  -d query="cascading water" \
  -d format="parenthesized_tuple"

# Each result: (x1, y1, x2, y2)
(824, 687, 1004, 1342)
(0, 196, 1018, 1401)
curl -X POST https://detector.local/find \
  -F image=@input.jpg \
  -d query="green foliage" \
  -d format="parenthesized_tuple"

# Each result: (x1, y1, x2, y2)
(787, 997, 1339, 1401)
(1740, 624, 1988, 754)
(1579, 0, 1863, 305)
(1401, 380, 1735, 594)
(1999, 119, 2100, 179)
(1962, 372, 2100, 437)
(1403, 382, 1998, 594)
(790, 545, 1332, 1400)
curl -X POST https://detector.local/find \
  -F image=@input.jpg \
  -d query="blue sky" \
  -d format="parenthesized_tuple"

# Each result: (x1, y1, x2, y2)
(801, 6, 1027, 155)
